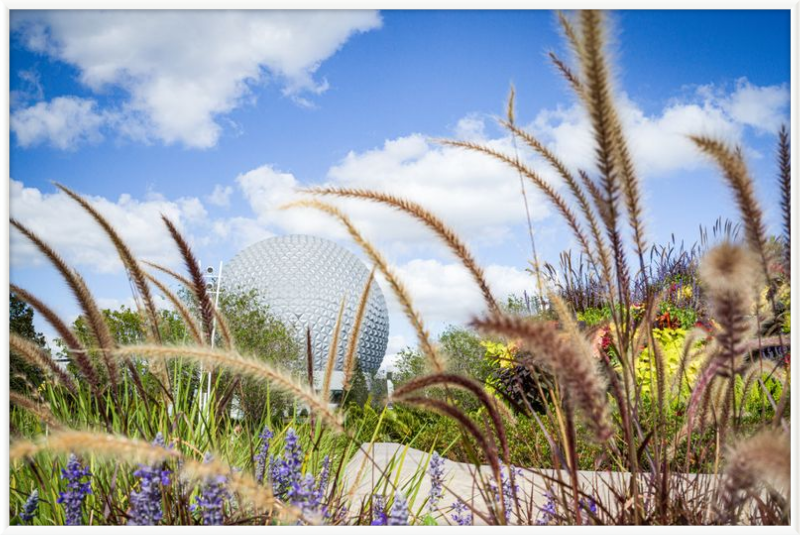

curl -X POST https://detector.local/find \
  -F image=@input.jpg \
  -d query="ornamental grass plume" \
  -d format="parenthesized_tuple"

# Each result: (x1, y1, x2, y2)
(388, 492, 409, 526)
(57, 454, 92, 526)
(20, 489, 39, 524)
(716, 428, 790, 524)
(128, 433, 171, 525)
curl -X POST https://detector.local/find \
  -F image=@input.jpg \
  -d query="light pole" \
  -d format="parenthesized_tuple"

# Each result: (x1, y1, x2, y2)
(200, 261, 224, 412)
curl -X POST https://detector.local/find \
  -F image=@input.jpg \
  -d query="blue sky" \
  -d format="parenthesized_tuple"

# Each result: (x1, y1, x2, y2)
(8, 10, 791, 369)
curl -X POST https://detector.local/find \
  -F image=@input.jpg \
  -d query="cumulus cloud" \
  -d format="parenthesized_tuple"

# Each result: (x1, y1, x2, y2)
(10, 179, 206, 273)
(206, 184, 234, 208)
(10, 96, 105, 149)
(710, 78, 790, 134)
(529, 79, 788, 178)
(382, 259, 534, 327)
(11, 10, 382, 148)
(232, 131, 556, 258)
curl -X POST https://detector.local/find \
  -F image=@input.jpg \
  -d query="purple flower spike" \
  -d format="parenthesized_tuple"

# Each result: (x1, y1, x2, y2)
(428, 452, 445, 512)
(450, 500, 472, 526)
(192, 453, 229, 526)
(536, 490, 557, 525)
(371, 495, 387, 526)
(128, 434, 171, 525)
(57, 454, 92, 525)
(254, 426, 273, 485)
(20, 489, 39, 523)
(388, 492, 409, 526)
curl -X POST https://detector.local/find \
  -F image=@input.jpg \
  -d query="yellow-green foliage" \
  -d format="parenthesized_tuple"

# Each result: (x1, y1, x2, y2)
(632, 328, 701, 399)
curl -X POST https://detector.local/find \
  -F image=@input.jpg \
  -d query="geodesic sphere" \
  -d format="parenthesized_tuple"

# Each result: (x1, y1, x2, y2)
(223, 235, 389, 375)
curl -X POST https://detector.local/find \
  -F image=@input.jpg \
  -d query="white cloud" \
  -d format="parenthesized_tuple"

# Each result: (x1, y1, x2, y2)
(231, 130, 556, 260)
(323, 133, 553, 247)
(529, 79, 788, 178)
(210, 217, 275, 251)
(384, 259, 533, 327)
(10, 180, 207, 273)
(206, 184, 234, 208)
(10, 96, 105, 149)
(717, 78, 790, 134)
(12, 10, 381, 149)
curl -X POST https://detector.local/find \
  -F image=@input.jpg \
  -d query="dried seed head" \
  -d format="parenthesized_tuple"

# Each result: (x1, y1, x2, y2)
(699, 242, 761, 299)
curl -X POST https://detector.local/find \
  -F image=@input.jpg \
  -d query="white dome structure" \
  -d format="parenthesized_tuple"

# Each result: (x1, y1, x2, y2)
(223, 235, 390, 380)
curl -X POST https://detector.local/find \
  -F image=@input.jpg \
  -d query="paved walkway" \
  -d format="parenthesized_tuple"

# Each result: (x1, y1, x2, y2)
(342, 443, 720, 525)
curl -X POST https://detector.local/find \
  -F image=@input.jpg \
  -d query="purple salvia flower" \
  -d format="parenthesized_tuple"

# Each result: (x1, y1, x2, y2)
(427, 452, 445, 512)
(273, 429, 303, 499)
(371, 495, 387, 526)
(450, 500, 472, 526)
(191, 453, 228, 526)
(57, 454, 92, 525)
(254, 426, 273, 485)
(128, 434, 171, 525)
(20, 489, 39, 524)
(580, 496, 597, 523)
(536, 490, 557, 525)
(501, 465, 521, 523)
(388, 492, 409, 526)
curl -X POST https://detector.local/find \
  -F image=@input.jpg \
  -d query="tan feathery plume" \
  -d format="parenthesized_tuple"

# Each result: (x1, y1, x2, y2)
(573, 10, 650, 281)
(10, 219, 119, 391)
(305, 187, 498, 313)
(557, 10, 583, 56)
(113, 345, 344, 432)
(699, 241, 761, 300)
(777, 125, 791, 273)
(716, 428, 790, 523)
(160, 215, 215, 345)
(471, 313, 611, 442)
(690, 136, 771, 281)
(55, 183, 162, 343)
(282, 199, 442, 373)
(10, 333, 78, 395)
(9, 430, 295, 521)
(506, 82, 516, 125)
(575, 10, 631, 301)
(144, 272, 204, 345)
(548, 51, 584, 97)
(142, 259, 194, 288)
(684, 243, 760, 437)
(342, 268, 375, 390)
(9, 392, 63, 429)
(10, 430, 180, 464)
(322, 297, 346, 402)
(10, 285, 102, 395)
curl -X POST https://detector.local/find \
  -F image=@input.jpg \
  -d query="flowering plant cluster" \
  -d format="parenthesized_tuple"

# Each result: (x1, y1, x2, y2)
(20, 489, 39, 524)
(57, 454, 92, 526)
(263, 428, 331, 518)
(191, 453, 229, 525)
(128, 433, 171, 525)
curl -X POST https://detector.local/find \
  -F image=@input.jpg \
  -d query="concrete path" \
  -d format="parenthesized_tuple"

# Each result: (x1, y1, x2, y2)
(342, 442, 720, 525)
